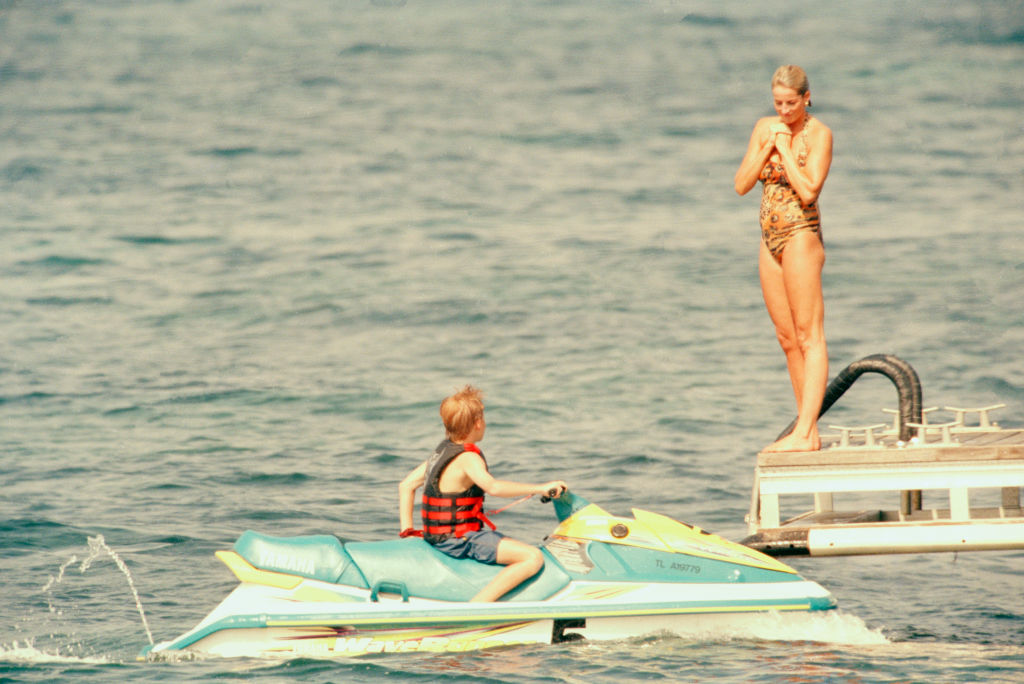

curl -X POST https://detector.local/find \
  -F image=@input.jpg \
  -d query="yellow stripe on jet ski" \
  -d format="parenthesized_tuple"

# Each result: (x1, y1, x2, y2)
(552, 504, 670, 550)
(217, 550, 364, 602)
(564, 584, 641, 601)
(551, 505, 795, 574)
(264, 602, 812, 628)
(630, 509, 796, 573)
(216, 550, 305, 589)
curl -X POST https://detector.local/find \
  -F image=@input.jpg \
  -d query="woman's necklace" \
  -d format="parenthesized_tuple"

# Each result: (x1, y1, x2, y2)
(797, 114, 811, 166)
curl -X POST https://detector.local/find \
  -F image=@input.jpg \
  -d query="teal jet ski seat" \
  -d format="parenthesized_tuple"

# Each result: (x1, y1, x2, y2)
(234, 531, 368, 587)
(346, 538, 570, 602)
(233, 531, 570, 602)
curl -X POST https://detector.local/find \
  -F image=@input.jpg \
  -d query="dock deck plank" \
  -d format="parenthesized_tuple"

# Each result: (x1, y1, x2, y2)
(757, 429, 1024, 468)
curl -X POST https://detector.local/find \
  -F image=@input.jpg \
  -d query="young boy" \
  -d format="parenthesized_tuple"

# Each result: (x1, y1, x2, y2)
(399, 385, 568, 602)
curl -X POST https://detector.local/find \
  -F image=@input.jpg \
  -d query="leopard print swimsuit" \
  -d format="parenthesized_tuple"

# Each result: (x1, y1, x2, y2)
(758, 115, 821, 260)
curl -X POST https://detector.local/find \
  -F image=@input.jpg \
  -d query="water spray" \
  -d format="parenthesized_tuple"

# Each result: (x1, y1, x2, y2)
(82, 536, 154, 646)
(43, 535, 155, 646)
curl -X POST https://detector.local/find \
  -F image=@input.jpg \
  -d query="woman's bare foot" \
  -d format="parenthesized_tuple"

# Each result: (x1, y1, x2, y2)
(763, 432, 821, 453)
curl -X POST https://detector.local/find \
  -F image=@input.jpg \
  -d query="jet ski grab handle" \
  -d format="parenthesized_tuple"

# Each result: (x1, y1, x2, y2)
(370, 580, 410, 602)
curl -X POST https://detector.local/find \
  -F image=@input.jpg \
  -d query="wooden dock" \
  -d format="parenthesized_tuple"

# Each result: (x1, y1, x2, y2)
(741, 406, 1024, 557)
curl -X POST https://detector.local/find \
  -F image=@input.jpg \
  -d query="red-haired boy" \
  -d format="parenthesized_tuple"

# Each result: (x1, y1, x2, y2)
(399, 385, 568, 602)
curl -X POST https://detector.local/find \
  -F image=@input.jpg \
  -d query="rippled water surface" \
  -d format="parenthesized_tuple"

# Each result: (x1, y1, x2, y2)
(2, 1, 1023, 681)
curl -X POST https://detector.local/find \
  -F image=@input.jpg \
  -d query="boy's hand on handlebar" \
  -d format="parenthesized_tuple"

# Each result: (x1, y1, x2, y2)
(539, 481, 568, 499)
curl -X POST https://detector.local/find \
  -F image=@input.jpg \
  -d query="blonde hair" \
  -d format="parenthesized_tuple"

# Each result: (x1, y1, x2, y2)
(440, 385, 485, 442)
(771, 65, 810, 96)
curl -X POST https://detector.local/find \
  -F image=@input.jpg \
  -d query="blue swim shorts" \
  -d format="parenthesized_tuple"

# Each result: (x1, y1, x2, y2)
(431, 529, 506, 565)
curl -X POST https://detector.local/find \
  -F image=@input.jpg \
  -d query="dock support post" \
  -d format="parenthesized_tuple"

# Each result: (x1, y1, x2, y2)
(900, 490, 922, 516)
(761, 494, 781, 529)
(1003, 486, 1021, 512)
(950, 488, 970, 521)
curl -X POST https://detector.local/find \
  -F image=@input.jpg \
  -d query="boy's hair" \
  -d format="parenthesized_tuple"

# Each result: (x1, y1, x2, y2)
(440, 385, 485, 442)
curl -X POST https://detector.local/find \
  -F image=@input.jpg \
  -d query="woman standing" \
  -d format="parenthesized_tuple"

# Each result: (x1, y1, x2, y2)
(734, 65, 833, 452)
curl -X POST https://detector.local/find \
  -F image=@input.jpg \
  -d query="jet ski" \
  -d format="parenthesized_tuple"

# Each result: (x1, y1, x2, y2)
(144, 492, 835, 658)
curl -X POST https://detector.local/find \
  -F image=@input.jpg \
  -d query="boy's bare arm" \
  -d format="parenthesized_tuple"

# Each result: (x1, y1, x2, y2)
(399, 461, 426, 532)
(459, 453, 567, 499)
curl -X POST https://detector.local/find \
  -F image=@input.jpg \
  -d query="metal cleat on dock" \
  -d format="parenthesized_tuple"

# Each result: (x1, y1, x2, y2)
(882, 406, 937, 436)
(906, 420, 959, 445)
(945, 404, 1006, 431)
(828, 423, 887, 448)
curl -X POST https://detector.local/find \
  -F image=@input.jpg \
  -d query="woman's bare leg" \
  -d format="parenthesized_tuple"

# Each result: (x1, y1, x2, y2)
(759, 241, 805, 407)
(760, 233, 827, 452)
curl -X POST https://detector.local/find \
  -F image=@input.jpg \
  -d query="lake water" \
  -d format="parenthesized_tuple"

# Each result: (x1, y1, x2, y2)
(2, 1, 1023, 681)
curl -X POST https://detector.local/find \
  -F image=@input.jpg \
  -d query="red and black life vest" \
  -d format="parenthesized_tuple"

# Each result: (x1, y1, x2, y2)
(421, 439, 496, 543)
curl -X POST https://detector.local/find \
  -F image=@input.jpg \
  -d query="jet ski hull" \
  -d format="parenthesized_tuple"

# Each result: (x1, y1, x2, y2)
(145, 494, 836, 658)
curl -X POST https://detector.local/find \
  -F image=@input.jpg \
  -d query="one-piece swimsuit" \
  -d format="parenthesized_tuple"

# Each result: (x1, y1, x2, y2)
(758, 115, 821, 260)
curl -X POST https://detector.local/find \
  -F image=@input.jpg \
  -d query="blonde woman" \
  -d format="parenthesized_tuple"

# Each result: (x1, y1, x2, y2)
(734, 65, 833, 452)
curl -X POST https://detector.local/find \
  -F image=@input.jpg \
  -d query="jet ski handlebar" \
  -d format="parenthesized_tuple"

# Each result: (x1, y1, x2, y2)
(540, 486, 566, 504)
